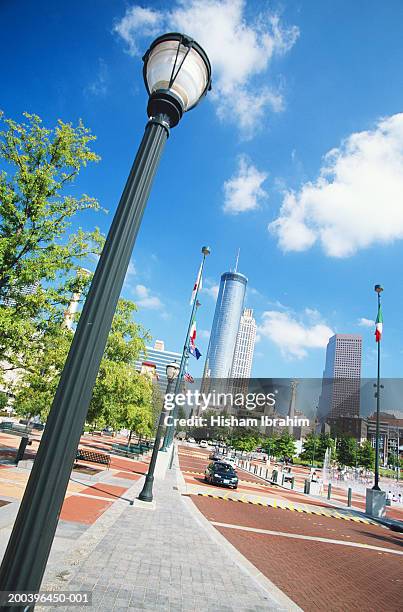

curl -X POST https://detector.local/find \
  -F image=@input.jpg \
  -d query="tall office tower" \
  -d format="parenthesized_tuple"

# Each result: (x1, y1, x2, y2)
(203, 271, 247, 379)
(318, 334, 362, 421)
(136, 340, 181, 391)
(230, 308, 257, 378)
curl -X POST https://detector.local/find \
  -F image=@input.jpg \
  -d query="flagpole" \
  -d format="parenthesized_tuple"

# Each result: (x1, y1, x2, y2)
(161, 246, 210, 451)
(373, 284, 383, 491)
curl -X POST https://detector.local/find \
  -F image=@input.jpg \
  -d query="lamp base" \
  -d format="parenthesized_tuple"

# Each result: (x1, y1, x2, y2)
(366, 488, 386, 518)
(138, 474, 154, 502)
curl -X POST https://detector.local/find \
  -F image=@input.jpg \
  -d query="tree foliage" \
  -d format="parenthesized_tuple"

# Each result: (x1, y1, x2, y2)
(0, 111, 103, 370)
(14, 300, 154, 436)
(301, 433, 335, 463)
(357, 439, 375, 470)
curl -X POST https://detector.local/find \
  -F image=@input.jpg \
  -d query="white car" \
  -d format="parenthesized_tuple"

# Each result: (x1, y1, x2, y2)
(221, 455, 236, 466)
(199, 440, 209, 448)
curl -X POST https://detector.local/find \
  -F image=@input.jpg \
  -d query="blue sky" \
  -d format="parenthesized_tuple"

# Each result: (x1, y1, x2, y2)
(1, 0, 403, 381)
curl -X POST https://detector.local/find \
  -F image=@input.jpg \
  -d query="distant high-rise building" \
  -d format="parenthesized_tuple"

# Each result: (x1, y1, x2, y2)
(203, 271, 247, 379)
(230, 308, 256, 378)
(136, 340, 181, 391)
(318, 334, 362, 421)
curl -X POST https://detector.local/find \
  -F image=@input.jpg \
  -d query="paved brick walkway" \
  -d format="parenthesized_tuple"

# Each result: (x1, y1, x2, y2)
(40, 461, 293, 611)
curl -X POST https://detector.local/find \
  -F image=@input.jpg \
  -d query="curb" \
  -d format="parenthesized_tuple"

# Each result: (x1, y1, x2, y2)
(181, 495, 302, 612)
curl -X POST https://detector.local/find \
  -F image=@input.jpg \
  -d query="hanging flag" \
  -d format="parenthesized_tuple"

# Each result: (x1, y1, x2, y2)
(189, 317, 197, 345)
(189, 343, 202, 360)
(190, 263, 203, 305)
(184, 372, 194, 383)
(375, 304, 383, 342)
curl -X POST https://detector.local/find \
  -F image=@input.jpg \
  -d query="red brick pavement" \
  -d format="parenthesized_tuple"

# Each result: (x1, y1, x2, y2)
(60, 496, 113, 524)
(192, 496, 403, 551)
(179, 447, 403, 611)
(217, 527, 402, 611)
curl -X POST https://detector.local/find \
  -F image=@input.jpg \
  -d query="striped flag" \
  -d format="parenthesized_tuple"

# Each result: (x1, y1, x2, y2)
(375, 304, 383, 342)
(190, 263, 203, 305)
(189, 317, 197, 345)
(184, 372, 194, 383)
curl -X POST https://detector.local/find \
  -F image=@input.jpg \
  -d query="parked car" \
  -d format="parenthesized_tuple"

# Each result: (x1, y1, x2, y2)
(204, 462, 238, 489)
(187, 437, 196, 443)
(199, 440, 209, 448)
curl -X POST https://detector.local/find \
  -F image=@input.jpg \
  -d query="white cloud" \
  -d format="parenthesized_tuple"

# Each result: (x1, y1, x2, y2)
(258, 310, 333, 359)
(86, 58, 109, 97)
(113, 0, 298, 137)
(113, 7, 160, 56)
(223, 156, 267, 214)
(270, 113, 403, 257)
(358, 317, 374, 328)
(202, 282, 219, 300)
(199, 329, 211, 339)
(123, 259, 136, 290)
(134, 284, 163, 309)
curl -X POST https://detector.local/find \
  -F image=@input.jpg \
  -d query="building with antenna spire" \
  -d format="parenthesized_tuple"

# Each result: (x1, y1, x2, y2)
(203, 251, 247, 379)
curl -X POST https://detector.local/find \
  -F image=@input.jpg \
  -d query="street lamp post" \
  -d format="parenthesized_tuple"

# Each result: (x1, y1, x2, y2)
(161, 246, 210, 452)
(0, 32, 211, 603)
(373, 284, 383, 491)
(139, 361, 180, 502)
(311, 437, 317, 469)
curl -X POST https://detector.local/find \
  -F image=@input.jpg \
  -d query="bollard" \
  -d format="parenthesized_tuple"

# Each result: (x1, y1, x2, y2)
(15, 436, 29, 464)
(304, 478, 311, 494)
(327, 483, 332, 500)
(347, 487, 352, 507)
(272, 469, 278, 483)
(281, 473, 285, 486)
(291, 477, 295, 490)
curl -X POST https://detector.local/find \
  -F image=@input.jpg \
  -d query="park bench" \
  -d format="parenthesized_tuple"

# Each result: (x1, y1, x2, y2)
(111, 444, 148, 457)
(0, 422, 33, 435)
(75, 448, 110, 469)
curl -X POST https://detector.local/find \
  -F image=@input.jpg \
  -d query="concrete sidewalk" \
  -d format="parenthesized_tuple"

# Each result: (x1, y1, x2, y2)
(39, 453, 298, 611)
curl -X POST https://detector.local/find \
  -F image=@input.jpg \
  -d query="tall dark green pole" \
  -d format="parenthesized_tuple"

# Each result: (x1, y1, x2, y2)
(161, 246, 210, 451)
(138, 376, 176, 502)
(373, 285, 383, 491)
(0, 114, 170, 605)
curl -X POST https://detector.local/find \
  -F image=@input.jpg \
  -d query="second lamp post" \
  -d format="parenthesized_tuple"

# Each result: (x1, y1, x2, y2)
(138, 361, 180, 502)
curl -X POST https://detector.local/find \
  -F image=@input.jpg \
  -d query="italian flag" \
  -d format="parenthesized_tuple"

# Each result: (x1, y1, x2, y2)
(375, 304, 383, 342)
(189, 316, 197, 346)
(190, 263, 203, 305)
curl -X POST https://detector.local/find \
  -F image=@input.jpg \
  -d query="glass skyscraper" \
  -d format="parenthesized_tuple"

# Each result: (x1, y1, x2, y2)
(203, 271, 247, 379)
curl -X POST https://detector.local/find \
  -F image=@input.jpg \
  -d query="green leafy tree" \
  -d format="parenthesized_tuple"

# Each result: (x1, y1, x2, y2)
(358, 440, 375, 470)
(336, 436, 358, 467)
(273, 432, 297, 459)
(176, 406, 187, 432)
(263, 436, 277, 458)
(231, 431, 262, 453)
(14, 300, 152, 435)
(151, 381, 163, 427)
(0, 391, 7, 411)
(12, 324, 73, 421)
(301, 432, 334, 463)
(0, 111, 103, 373)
